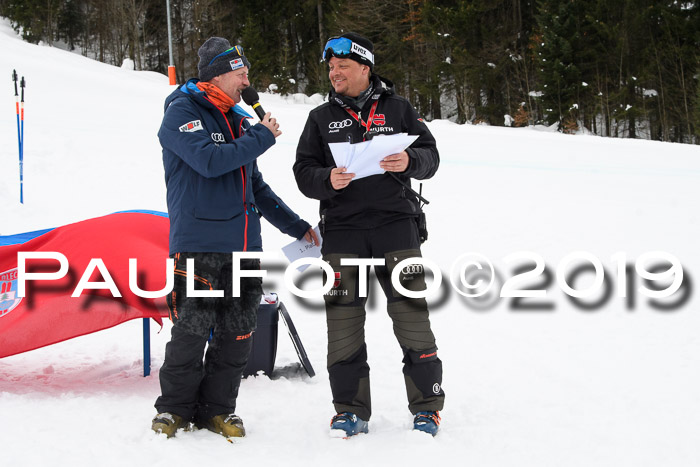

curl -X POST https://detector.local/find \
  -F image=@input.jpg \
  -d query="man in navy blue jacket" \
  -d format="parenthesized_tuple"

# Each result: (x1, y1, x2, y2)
(152, 37, 317, 439)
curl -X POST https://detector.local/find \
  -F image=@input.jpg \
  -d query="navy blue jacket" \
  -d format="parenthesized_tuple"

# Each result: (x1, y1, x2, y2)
(159, 79, 310, 254)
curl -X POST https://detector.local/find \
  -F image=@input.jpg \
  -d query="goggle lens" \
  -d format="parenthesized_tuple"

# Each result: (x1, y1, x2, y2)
(323, 37, 353, 61)
(322, 37, 373, 65)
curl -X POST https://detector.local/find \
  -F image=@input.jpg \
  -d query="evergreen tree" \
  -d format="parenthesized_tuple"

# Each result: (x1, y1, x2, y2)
(535, 0, 588, 131)
(1, 0, 61, 44)
(57, 0, 83, 50)
(694, 72, 700, 140)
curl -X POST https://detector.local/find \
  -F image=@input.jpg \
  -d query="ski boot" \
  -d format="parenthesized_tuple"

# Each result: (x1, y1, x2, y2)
(152, 412, 187, 438)
(330, 412, 369, 438)
(413, 411, 440, 436)
(200, 414, 246, 438)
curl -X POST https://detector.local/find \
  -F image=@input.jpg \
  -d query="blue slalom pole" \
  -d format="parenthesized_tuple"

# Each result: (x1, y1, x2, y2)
(12, 70, 22, 203)
(20, 76, 25, 204)
(143, 318, 151, 377)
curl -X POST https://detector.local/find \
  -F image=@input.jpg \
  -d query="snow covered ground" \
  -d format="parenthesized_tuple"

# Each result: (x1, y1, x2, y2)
(1, 18, 700, 467)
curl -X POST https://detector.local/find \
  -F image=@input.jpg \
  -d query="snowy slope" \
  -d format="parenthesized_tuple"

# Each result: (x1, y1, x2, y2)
(1, 18, 700, 467)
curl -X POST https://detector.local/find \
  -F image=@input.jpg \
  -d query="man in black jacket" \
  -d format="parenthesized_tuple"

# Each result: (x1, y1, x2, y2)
(294, 32, 445, 437)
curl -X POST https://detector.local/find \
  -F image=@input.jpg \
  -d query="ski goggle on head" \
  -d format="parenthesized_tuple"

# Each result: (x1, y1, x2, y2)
(208, 45, 246, 66)
(322, 37, 374, 65)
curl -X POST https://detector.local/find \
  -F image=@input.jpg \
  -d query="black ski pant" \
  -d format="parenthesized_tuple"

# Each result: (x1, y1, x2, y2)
(154, 253, 262, 423)
(321, 217, 445, 421)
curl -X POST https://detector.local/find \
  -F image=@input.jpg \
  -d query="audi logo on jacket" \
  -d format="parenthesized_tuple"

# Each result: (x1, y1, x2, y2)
(159, 79, 310, 255)
(293, 74, 440, 231)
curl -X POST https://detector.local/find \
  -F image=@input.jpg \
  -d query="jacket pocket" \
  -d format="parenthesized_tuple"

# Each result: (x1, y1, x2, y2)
(323, 253, 359, 306)
(194, 172, 243, 220)
(384, 249, 427, 299)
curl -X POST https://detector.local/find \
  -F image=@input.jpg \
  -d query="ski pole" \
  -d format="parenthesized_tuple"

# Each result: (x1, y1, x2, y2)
(20, 76, 25, 204)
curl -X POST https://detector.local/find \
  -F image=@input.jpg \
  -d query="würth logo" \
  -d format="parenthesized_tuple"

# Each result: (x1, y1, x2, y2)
(373, 114, 385, 125)
(333, 272, 341, 288)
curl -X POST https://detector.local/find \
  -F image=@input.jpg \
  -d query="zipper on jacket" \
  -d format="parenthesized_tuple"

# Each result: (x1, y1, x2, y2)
(241, 165, 248, 251)
(206, 96, 249, 251)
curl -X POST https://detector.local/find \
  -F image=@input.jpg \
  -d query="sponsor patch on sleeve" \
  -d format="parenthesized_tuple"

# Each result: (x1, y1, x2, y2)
(179, 120, 203, 132)
(417, 117, 425, 123)
(230, 58, 244, 71)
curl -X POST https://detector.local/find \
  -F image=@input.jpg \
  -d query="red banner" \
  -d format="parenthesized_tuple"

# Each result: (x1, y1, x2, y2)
(0, 212, 170, 358)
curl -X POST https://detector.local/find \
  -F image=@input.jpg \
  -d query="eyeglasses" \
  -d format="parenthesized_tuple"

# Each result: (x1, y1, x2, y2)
(208, 45, 245, 66)
(322, 37, 374, 65)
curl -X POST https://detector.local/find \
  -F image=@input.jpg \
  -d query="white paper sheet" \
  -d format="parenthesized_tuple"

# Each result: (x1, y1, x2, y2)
(281, 226, 323, 272)
(329, 133, 419, 181)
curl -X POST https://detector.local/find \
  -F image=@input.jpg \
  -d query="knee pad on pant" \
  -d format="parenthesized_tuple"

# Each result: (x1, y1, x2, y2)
(326, 305, 366, 366)
(387, 299, 436, 350)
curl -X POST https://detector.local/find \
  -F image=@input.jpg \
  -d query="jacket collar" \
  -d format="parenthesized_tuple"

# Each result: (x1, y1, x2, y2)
(164, 78, 254, 120)
(328, 74, 394, 112)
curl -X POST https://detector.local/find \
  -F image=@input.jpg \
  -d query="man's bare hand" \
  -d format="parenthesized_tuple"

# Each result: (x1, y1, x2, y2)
(379, 151, 409, 172)
(261, 112, 282, 138)
(303, 227, 320, 246)
(330, 167, 355, 190)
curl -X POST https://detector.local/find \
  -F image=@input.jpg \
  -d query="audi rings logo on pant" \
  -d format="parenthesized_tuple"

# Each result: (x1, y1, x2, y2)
(211, 133, 225, 143)
(328, 119, 353, 130)
(402, 264, 424, 275)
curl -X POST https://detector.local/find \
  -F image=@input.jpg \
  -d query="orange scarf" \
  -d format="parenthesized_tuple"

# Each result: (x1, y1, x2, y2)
(196, 81, 236, 113)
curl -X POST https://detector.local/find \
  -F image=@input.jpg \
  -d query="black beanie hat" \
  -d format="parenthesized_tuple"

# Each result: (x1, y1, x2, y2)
(326, 32, 374, 70)
(197, 37, 251, 82)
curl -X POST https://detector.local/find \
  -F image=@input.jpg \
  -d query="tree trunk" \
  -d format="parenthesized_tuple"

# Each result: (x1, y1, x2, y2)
(317, 0, 324, 54)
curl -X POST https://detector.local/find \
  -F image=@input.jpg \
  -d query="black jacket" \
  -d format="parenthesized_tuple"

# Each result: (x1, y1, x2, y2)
(293, 75, 439, 230)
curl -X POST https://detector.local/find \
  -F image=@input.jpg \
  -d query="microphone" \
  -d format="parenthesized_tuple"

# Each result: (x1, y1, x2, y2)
(241, 86, 266, 120)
